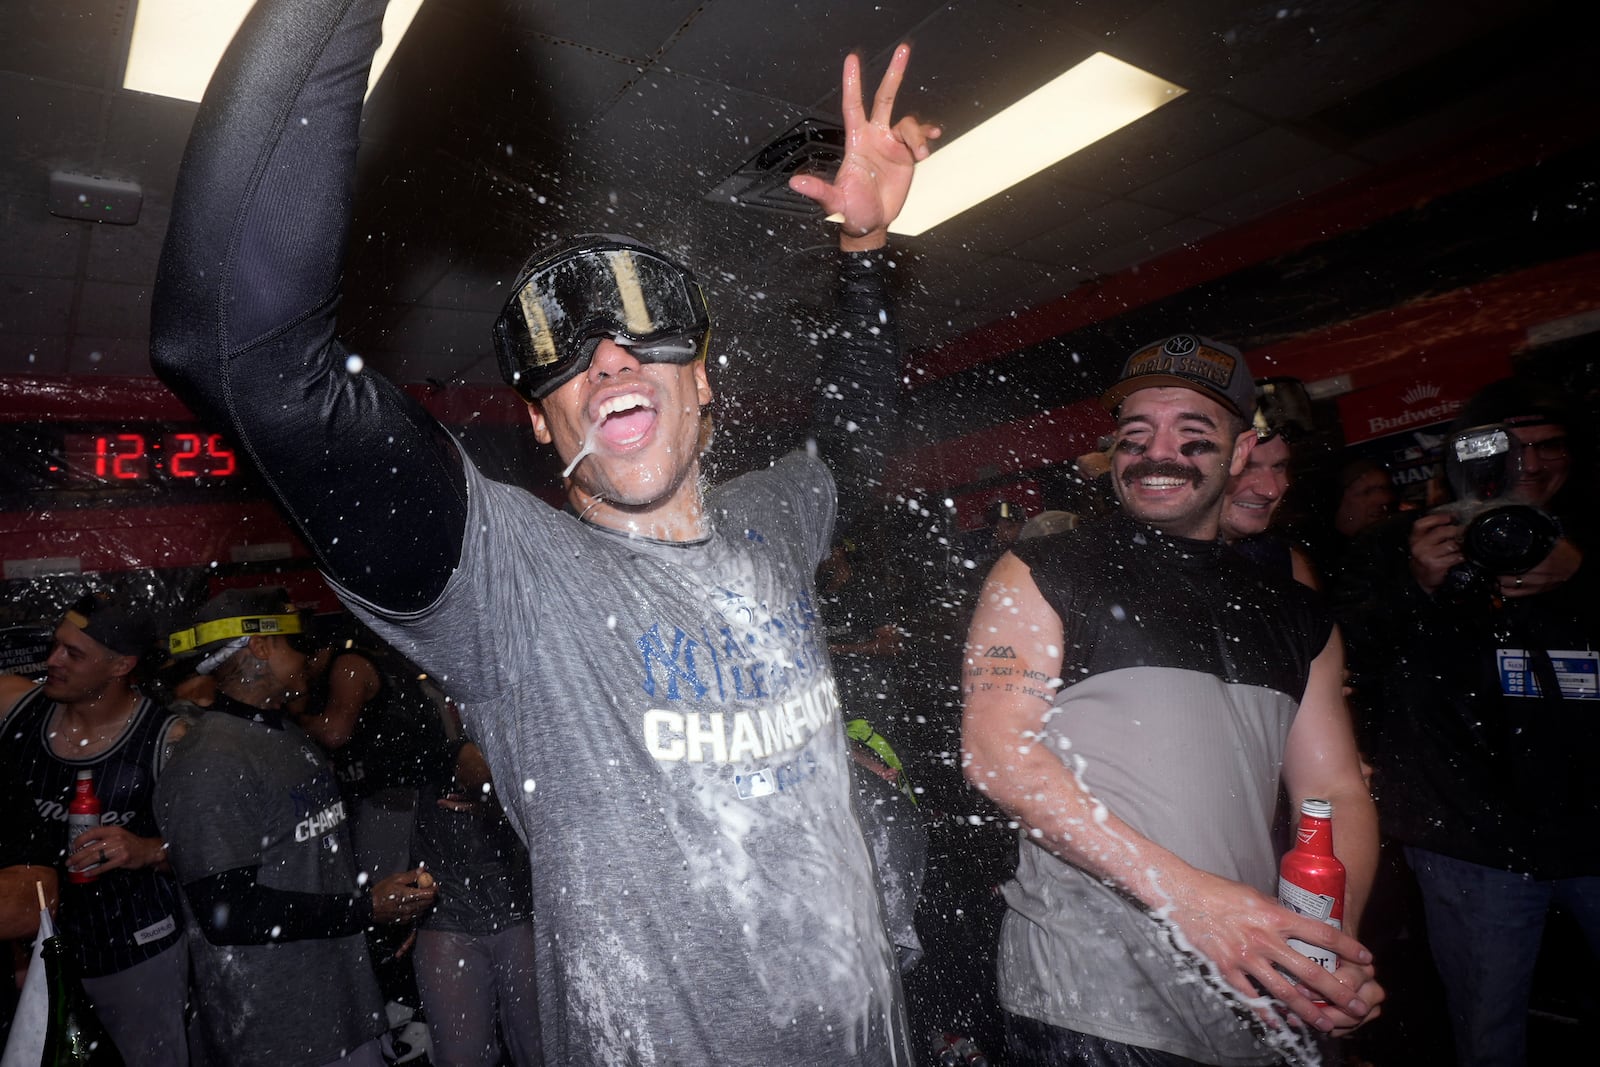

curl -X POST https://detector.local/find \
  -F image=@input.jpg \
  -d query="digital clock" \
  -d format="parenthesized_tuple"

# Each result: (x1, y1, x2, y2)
(59, 431, 240, 485)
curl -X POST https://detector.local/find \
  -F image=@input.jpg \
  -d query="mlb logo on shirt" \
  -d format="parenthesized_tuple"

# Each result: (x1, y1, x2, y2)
(735, 768, 776, 799)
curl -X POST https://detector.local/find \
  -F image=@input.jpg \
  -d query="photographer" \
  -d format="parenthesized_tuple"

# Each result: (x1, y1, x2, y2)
(1335, 377, 1600, 1066)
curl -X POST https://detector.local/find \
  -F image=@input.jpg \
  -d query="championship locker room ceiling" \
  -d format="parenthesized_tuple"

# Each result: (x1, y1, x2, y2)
(3, 0, 1598, 449)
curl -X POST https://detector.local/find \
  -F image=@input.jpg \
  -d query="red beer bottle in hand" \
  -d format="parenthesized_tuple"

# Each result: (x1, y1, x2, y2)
(1277, 798, 1345, 973)
(66, 770, 102, 885)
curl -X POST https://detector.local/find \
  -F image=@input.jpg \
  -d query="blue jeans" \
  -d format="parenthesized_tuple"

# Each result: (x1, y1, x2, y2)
(1406, 847, 1600, 1067)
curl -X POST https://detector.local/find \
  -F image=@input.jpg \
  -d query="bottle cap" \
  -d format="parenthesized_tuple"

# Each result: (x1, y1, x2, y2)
(75, 769, 93, 782)
(1300, 798, 1332, 818)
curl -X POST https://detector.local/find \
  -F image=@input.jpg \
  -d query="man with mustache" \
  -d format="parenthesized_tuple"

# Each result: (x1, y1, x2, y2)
(962, 334, 1381, 1066)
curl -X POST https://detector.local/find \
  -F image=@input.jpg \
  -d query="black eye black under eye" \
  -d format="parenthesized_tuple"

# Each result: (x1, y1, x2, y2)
(1114, 439, 1146, 455)
(1180, 440, 1220, 457)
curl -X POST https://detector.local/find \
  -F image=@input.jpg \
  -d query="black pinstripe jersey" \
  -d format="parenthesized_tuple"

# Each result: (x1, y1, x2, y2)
(0, 687, 184, 978)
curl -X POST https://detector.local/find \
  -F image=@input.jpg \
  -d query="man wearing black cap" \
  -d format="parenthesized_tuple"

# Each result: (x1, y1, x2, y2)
(154, 587, 434, 1067)
(1337, 377, 1600, 1066)
(962, 334, 1381, 1065)
(0, 595, 188, 1065)
(148, 0, 936, 1062)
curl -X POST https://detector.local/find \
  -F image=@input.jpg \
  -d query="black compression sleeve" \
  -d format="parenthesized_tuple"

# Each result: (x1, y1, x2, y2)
(150, 0, 465, 612)
(183, 866, 372, 947)
(811, 250, 902, 533)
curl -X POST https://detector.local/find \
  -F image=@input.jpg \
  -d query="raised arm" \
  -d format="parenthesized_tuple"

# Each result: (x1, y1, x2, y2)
(150, 0, 465, 612)
(791, 46, 939, 530)
(960, 552, 1377, 1033)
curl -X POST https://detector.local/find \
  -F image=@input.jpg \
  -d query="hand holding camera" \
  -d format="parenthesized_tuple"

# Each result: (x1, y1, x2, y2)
(1418, 423, 1565, 603)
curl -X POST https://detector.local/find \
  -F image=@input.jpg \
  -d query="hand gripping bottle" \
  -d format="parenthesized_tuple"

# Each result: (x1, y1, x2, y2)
(1277, 798, 1345, 973)
(66, 770, 102, 885)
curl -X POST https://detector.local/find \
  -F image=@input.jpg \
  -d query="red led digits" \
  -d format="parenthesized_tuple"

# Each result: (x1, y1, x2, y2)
(60, 427, 238, 486)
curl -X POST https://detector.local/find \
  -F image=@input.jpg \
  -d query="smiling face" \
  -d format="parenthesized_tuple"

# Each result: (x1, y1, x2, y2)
(1222, 433, 1292, 541)
(527, 337, 713, 539)
(1110, 386, 1255, 540)
(43, 622, 133, 705)
(1508, 422, 1570, 508)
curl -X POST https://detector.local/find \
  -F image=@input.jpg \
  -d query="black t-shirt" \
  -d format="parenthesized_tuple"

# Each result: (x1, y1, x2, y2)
(304, 649, 453, 799)
(1013, 512, 1332, 701)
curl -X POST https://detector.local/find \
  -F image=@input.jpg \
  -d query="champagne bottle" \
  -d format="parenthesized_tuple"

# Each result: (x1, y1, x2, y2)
(39, 932, 124, 1066)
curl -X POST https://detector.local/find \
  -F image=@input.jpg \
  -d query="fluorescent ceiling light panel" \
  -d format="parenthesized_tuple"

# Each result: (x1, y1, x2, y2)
(885, 53, 1186, 236)
(123, 0, 425, 103)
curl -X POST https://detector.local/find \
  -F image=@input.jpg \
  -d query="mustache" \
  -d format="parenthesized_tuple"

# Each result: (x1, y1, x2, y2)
(1121, 459, 1203, 487)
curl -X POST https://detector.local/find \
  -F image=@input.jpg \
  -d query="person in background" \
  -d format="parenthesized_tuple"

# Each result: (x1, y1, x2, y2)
(291, 635, 454, 878)
(985, 501, 1029, 555)
(289, 629, 456, 1008)
(1335, 377, 1599, 1066)
(156, 587, 435, 1067)
(1221, 427, 1320, 588)
(0, 595, 187, 1066)
(963, 333, 1382, 1065)
(1335, 459, 1399, 543)
(409, 690, 539, 1067)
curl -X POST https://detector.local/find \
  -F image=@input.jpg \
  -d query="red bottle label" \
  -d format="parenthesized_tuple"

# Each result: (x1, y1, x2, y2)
(1278, 812, 1345, 974)
(66, 777, 102, 885)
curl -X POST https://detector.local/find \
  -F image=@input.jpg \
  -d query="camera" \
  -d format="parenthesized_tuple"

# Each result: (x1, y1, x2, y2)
(1433, 423, 1561, 602)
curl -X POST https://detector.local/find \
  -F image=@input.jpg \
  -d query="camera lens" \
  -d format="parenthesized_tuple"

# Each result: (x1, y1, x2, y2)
(1462, 504, 1559, 574)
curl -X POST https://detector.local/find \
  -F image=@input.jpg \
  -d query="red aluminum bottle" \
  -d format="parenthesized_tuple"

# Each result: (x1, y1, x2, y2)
(1277, 798, 1344, 973)
(66, 769, 103, 885)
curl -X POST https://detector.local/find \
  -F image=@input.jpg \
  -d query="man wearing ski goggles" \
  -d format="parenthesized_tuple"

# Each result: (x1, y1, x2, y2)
(151, 0, 941, 1058)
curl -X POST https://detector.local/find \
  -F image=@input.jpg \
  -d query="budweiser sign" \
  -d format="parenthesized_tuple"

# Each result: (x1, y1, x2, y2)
(1338, 358, 1508, 446)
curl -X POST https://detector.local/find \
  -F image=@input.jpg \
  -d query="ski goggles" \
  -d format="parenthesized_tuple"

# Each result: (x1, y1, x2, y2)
(493, 236, 711, 401)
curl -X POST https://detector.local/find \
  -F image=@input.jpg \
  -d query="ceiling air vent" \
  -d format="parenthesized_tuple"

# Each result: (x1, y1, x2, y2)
(707, 119, 844, 217)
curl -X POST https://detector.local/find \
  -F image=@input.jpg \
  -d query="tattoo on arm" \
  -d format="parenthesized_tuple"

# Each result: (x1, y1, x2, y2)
(969, 647, 1058, 703)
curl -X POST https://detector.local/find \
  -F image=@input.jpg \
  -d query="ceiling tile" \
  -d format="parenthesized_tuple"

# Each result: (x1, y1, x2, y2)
(1125, 125, 1330, 216)
(0, 75, 108, 197)
(1197, 152, 1368, 229)
(661, 1, 943, 105)
(76, 281, 150, 340)
(0, 195, 85, 278)
(1083, 214, 1224, 276)
(1011, 197, 1179, 268)
(0, 277, 75, 336)
(0, 1, 130, 89)
(1052, 94, 1267, 199)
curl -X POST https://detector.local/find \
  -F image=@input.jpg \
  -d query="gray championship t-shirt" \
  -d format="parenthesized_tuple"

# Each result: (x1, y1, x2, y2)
(344, 450, 909, 1066)
(154, 703, 385, 1067)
